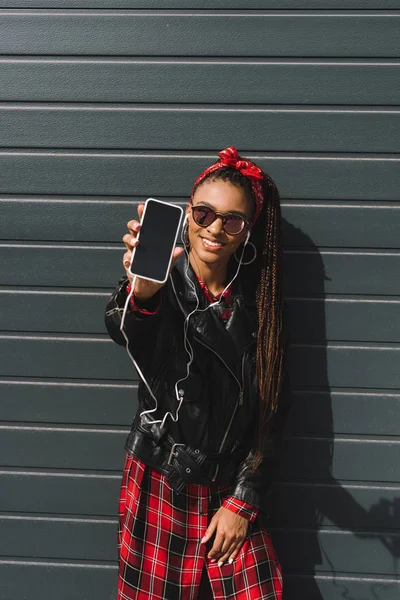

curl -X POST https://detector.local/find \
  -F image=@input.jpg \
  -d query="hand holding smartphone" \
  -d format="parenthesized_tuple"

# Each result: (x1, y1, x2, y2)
(122, 199, 184, 302)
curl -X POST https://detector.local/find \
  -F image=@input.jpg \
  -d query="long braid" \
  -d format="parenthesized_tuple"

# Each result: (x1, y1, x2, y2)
(192, 161, 285, 471)
(252, 178, 285, 469)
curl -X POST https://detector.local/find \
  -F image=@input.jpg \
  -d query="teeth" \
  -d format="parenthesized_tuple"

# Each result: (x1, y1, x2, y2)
(203, 238, 222, 248)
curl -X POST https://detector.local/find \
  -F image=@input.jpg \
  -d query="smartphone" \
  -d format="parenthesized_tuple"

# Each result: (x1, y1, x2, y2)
(128, 198, 184, 284)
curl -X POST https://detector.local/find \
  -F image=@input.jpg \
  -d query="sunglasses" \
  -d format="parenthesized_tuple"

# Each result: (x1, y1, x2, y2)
(191, 205, 250, 235)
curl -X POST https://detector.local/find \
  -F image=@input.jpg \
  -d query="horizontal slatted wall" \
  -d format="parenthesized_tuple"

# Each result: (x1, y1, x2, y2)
(0, 3, 399, 599)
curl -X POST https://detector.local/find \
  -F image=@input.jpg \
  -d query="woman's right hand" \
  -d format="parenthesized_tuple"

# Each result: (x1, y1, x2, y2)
(122, 203, 184, 302)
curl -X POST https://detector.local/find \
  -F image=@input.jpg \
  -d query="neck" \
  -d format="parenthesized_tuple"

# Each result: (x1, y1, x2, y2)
(188, 251, 228, 296)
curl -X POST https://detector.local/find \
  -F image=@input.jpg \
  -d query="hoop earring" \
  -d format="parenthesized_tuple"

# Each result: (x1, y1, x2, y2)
(234, 242, 257, 265)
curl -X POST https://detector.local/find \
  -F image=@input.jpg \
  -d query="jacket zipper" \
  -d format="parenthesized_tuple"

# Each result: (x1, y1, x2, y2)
(105, 306, 124, 316)
(195, 337, 245, 481)
(215, 352, 246, 449)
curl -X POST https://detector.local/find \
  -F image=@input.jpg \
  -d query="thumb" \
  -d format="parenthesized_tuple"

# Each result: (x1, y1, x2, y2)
(171, 246, 184, 265)
(201, 517, 217, 544)
(166, 247, 184, 280)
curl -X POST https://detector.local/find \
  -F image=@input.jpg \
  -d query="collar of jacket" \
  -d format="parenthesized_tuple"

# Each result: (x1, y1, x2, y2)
(169, 252, 257, 382)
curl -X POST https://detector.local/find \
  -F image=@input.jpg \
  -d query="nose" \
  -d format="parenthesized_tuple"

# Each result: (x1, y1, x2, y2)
(206, 215, 224, 236)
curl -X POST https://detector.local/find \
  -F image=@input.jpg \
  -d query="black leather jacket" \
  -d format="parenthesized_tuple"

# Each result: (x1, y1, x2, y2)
(104, 252, 291, 510)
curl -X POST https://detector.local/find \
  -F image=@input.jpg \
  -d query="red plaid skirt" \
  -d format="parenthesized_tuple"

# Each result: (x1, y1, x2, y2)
(117, 453, 283, 600)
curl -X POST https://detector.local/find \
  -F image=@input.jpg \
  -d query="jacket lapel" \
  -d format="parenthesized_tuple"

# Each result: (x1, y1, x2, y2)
(170, 253, 256, 383)
(225, 295, 257, 355)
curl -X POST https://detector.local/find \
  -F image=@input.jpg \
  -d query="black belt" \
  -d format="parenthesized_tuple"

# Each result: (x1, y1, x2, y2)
(126, 424, 246, 494)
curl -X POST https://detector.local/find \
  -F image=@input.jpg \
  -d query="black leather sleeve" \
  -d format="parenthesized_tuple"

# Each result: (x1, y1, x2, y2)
(228, 309, 293, 510)
(104, 275, 165, 365)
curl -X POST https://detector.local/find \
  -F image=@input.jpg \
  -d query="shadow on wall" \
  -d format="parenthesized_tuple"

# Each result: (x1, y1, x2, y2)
(268, 218, 399, 600)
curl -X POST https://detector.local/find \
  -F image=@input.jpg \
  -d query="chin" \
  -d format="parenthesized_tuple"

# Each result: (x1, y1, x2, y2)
(198, 249, 224, 263)
(194, 244, 230, 265)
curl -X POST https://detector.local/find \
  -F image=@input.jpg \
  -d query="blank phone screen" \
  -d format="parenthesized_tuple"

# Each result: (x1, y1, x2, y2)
(129, 200, 183, 282)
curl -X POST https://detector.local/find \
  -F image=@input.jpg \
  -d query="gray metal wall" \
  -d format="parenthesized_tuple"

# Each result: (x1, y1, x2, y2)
(0, 2, 399, 599)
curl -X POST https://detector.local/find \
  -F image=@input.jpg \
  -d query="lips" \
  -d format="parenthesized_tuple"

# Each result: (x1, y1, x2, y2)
(201, 237, 225, 250)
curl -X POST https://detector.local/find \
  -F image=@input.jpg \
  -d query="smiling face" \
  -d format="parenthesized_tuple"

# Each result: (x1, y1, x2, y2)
(186, 178, 254, 270)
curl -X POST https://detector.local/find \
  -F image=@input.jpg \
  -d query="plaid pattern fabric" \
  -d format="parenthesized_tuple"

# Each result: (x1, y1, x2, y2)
(118, 453, 283, 600)
(221, 496, 258, 523)
(194, 275, 233, 323)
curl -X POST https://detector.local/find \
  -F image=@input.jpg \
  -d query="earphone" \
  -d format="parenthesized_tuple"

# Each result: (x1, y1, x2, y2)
(119, 213, 251, 430)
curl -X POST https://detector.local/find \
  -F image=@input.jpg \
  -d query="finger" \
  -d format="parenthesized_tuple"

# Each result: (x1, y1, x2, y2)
(210, 531, 236, 566)
(201, 518, 217, 545)
(227, 539, 246, 565)
(127, 201, 145, 236)
(127, 220, 141, 237)
(207, 531, 227, 561)
(123, 251, 132, 269)
(172, 247, 184, 261)
(211, 534, 236, 565)
(217, 543, 236, 567)
(122, 233, 139, 251)
(169, 247, 184, 270)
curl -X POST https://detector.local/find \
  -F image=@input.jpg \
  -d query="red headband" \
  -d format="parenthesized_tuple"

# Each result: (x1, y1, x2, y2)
(191, 146, 266, 225)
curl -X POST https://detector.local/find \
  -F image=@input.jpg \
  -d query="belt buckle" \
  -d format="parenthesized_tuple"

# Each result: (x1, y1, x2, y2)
(167, 443, 185, 466)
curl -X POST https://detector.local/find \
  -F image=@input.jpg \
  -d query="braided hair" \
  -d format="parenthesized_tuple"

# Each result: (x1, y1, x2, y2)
(191, 162, 285, 470)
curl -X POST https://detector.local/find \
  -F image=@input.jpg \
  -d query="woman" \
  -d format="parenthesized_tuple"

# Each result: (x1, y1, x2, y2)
(105, 146, 291, 600)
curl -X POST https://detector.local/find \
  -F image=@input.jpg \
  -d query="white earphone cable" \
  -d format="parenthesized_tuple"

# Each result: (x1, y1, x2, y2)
(119, 214, 250, 429)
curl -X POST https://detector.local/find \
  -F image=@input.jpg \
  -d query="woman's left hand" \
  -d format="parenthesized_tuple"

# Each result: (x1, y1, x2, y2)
(201, 506, 249, 566)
